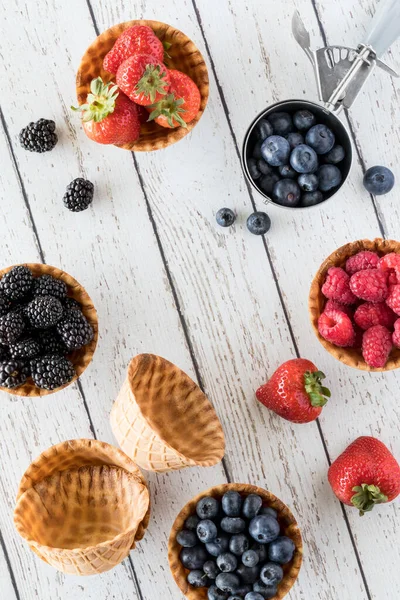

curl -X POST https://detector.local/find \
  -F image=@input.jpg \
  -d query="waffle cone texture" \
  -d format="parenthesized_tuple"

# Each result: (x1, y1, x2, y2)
(110, 354, 225, 472)
(14, 439, 150, 575)
(76, 20, 209, 151)
(168, 483, 303, 599)
(309, 238, 400, 371)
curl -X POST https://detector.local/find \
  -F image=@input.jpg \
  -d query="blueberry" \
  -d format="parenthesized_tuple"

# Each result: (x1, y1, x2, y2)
(293, 109, 316, 131)
(257, 158, 272, 175)
(229, 533, 249, 556)
(247, 158, 261, 180)
(216, 208, 236, 227)
(253, 581, 278, 599)
(278, 164, 297, 179)
(261, 135, 290, 166)
(305, 124, 335, 154)
(260, 562, 284, 586)
(242, 549, 259, 568)
(268, 536, 295, 564)
(242, 494, 263, 519)
(185, 515, 200, 531)
(235, 585, 252, 597)
(187, 569, 210, 588)
(249, 515, 280, 544)
(177, 529, 197, 547)
(206, 534, 230, 557)
(317, 164, 342, 191)
(298, 173, 319, 192)
(259, 173, 280, 195)
(222, 491, 242, 517)
(272, 179, 301, 207)
(227, 596, 243, 600)
(197, 497, 220, 519)
(246, 212, 271, 235)
(286, 132, 304, 149)
(221, 517, 246, 534)
(268, 112, 293, 136)
(255, 118, 273, 141)
(252, 141, 263, 159)
(301, 191, 324, 207)
(244, 593, 264, 600)
(180, 545, 209, 570)
(204, 560, 219, 580)
(217, 552, 238, 573)
(208, 585, 230, 600)
(251, 543, 267, 562)
(215, 573, 241, 594)
(197, 519, 218, 543)
(324, 145, 345, 164)
(236, 563, 261, 585)
(363, 165, 395, 195)
(290, 144, 318, 173)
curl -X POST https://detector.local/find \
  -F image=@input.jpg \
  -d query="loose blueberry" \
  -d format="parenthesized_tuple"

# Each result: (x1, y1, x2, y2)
(363, 165, 395, 195)
(229, 533, 249, 556)
(324, 144, 345, 164)
(251, 543, 268, 562)
(260, 562, 284, 586)
(255, 118, 274, 141)
(222, 491, 243, 517)
(247, 158, 261, 180)
(236, 563, 261, 585)
(217, 552, 238, 573)
(317, 164, 342, 192)
(204, 560, 219, 580)
(197, 519, 218, 543)
(272, 179, 301, 207)
(215, 573, 241, 594)
(298, 173, 319, 192)
(246, 212, 271, 235)
(286, 131, 304, 149)
(177, 529, 197, 547)
(187, 569, 210, 588)
(249, 515, 280, 544)
(278, 164, 297, 179)
(268, 536, 295, 564)
(290, 144, 318, 173)
(301, 191, 324, 207)
(293, 109, 316, 131)
(185, 515, 200, 531)
(305, 124, 335, 154)
(208, 585, 230, 600)
(216, 208, 236, 228)
(253, 581, 278, 599)
(180, 545, 209, 570)
(244, 593, 264, 600)
(261, 135, 290, 166)
(221, 517, 246, 534)
(259, 173, 280, 195)
(252, 141, 263, 159)
(257, 158, 272, 175)
(197, 497, 220, 519)
(206, 534, 230, 557)
(268, 112, 293, 136)
(242, 494, 263, 519)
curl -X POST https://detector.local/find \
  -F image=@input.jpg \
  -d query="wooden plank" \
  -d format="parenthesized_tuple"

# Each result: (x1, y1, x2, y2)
(0, 539, 18, 600)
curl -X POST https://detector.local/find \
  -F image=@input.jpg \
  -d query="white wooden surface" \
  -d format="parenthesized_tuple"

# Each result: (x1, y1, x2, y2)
(0, 0, 399, 599)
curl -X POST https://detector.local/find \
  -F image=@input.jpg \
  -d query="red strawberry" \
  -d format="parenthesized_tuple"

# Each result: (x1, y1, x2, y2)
(72, 78, 140, 145)
(147, 69, 201, 128)
(256, 358, 330, 424)
(116, 54, 170, 106)
(103, 25, 164, 74)
(328, 436, 400, 515)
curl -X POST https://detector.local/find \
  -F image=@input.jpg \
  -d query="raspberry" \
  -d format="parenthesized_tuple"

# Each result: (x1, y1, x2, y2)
(349, 269, 388, 302)
(386, 284, 400, 315)
(321, 267, 357, 305)
(350, 324, 364, 349)
(393, 319, 400, 348)
(378, 253, 400, 285)
(318, 308, 355, 347)
(345, 251, 379, 275)
(354, 302, 397, 330)
(324, 299, 353, 318)
(362, 325, 392, 368)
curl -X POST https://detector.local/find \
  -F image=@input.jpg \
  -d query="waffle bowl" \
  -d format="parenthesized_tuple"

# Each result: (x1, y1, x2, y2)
(0, 263, 98, 396)
(14, 439, 150, 575)
(110, 354, 225, 472)
(168, 483, 303, 600)
(309, 238, 400, 371)
(76, 20, 209, 151)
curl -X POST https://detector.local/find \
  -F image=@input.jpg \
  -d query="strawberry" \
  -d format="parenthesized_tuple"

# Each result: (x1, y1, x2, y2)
(147, 69, 201, 128)
(116, 54, 170, 106)
(72, 78, 140, 145)
(328, 436, 400, 515)
(103, 25, 164, 74)
(256, 358, 330, 424)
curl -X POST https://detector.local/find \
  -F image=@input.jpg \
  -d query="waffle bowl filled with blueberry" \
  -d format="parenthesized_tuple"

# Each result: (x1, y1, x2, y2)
(0, 264, 98, 395)
(168, 483, 302, 600)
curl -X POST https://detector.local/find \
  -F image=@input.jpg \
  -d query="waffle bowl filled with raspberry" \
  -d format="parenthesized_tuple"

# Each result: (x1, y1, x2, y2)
(309, 239, 400, 371)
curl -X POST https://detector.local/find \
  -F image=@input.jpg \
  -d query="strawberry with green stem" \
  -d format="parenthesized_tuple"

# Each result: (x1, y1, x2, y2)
(116, 53, 171, 106)
(103, 25, 165, 73)
(146, 69, 201, 128)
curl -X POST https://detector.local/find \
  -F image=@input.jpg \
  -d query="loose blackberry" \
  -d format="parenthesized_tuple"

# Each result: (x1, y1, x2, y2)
(0, 292, 11, 317)
(0, 266, 33, 301)
(63, 297, 82, 311)
(9, 338, 41, 359)
(19, 119, 58, 153)
(0, 312, 25, 345)
(56, 309, 94, 350)
(63, 178, 94, 212)
(30, 355, 75, 390)
(0, 360, 29, 388)
(36, 329, 68, 356)
(26, 295, 63, 329)
(33, 275, 67, 300)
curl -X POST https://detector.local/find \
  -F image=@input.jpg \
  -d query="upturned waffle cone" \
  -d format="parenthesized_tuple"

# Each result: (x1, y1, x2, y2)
(14, 439, 150, 575)
(76, 20, 209, 151)
(168, 483, 303, 600)
(0, 263, 98, 396)
(110, 354, 225, 472)
(309, 238, 400, 371)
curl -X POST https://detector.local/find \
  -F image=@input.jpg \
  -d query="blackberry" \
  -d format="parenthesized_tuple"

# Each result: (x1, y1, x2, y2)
(0, 346, 10, 361)
(63, 297, 82, 312)
(9, 337, 41, 359)
(0, 292, 11, 317)
(19, 119, 58, 153)
(0, 312, 25, 345)
(26, 296, 63, 329)
(36, 329, 68, 356)
(63, 178, 94, 212)
(0, 360, 29, 388)
(33, 275, 67, 300)
(30, 355, 75, 390)
(56, 309, 94, 350)
(0, 266, 33, 301)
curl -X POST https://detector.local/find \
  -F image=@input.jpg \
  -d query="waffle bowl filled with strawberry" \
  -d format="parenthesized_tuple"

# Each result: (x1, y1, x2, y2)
(75, 21, 209, 151)
(309, 238, 400, 371)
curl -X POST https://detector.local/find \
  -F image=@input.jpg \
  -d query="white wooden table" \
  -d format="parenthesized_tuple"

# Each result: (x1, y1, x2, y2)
(0, 0, 399, 598)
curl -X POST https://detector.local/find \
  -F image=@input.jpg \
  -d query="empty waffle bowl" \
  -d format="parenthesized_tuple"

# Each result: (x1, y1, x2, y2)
(309, 238, 400, 371)
(14, 439, 150, 575)
(168, 483, 303, 600)
(0, 263, 98, 396)
(110, 354, 225, 472)
(76, 20, 209, 151)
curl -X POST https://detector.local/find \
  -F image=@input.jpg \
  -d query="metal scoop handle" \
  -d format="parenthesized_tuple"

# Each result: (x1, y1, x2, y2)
(363, 0, 400, 57)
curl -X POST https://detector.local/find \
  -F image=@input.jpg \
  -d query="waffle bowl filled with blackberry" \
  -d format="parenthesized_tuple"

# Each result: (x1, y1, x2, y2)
(0, 264, 98, 396)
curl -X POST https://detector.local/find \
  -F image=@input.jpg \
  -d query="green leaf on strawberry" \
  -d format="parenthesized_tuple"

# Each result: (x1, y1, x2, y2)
(351, 483, 388, 516)
(304, 370, 331, 407)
